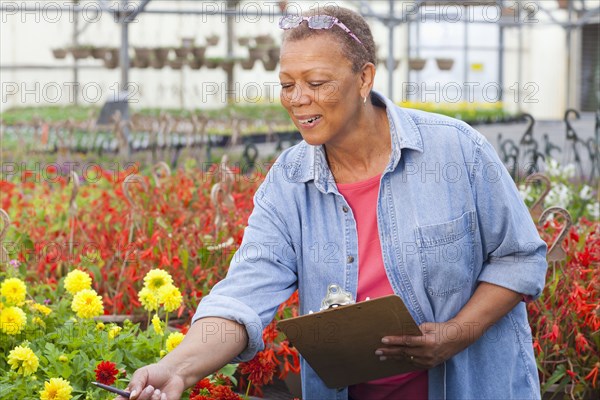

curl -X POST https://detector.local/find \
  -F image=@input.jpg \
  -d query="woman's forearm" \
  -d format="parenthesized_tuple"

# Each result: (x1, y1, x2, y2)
(449, 281, 522, 351)
(159, 317, 249, 389)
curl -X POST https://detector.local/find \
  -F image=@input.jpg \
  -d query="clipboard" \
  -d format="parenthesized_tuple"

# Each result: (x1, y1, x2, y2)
(276, 294, 423, 388)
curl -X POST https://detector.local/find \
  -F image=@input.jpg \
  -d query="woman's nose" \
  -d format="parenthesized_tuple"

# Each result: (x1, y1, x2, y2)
(285, 84, 312, 106)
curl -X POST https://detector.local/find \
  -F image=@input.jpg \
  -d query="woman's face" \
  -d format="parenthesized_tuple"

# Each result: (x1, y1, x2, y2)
(279, 35, 364, 147)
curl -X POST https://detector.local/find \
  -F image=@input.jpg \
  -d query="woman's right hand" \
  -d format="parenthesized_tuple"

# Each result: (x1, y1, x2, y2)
(115, 363, 185, 400)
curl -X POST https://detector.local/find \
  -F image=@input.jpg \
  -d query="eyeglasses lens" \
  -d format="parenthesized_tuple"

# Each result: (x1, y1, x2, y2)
(308, 15, 336, 29)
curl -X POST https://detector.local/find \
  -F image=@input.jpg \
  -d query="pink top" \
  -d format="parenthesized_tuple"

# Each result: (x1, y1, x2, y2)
(337, 174, 427, 400)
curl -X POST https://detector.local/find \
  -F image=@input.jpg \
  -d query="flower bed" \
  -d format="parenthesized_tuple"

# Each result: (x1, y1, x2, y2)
(1, 158, 598, 399)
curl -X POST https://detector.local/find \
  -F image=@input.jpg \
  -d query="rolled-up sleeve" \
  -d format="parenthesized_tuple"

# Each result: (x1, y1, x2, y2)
(192, 181, 298, 362)
(472, 138, 548, 299)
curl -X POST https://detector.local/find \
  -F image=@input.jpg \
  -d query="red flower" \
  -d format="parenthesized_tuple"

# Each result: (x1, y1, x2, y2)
(239, 351, 277, 386)
(95, 361, 119, 385)
(208, 385, 242, 400)
(190, 378, 213, 397)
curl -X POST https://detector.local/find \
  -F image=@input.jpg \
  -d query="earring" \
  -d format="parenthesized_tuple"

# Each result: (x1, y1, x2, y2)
(363, 96, 367, 104)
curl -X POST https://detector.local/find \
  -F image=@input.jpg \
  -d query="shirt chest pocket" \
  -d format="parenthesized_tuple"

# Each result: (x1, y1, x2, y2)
(415, 210, 476, 296)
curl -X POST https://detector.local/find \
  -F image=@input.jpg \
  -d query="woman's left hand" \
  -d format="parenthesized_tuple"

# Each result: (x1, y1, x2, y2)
(375, 321, 471, 369)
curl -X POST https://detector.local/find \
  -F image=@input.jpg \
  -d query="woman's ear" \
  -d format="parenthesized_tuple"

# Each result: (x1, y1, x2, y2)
(359, 62, 376, 98)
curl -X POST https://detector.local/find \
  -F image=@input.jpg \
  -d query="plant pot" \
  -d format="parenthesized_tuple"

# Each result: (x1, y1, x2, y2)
(262, 58, 278, 71)
(151, 59, 166, 69)
(255, 34, 275, 46)
(221, 60, 235, 73)
(169, 59, 185, 70)
(436, 58, 454, 71)
(206, 35, 220, 46)
(174, 47, 191, 59)
(240, 58, 255, 70)
(249, 47, 267, 61)
(267, 46, 280, 62)
(133, 58, 150, 69)
(91, 47, 108, 59)
(191, 46, 206, 61)
(409, 57, 427, 71)
(52, 48, 68, 59)
(134, 47, 152, 61)
(189, 58, 203, 70)
(70, 47, 91, 59)
(205, 58, 220, 69)
(238, 36, 251, 47)
(104, 57, 119, 69)
(154, 47, 171, 62)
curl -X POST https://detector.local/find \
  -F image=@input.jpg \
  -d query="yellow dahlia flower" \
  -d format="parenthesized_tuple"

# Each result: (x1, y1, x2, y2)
(31, 303, 52, 316)
(1, 278, 27, 305)
(40, 377, 73, 400)
(63, 270, 92, 295)
(8, 345, 39, 376)
(158, 284, 182, 313)
(0, 306, 27, 335)
(71, 289, 103, 319)
(151, 314, 163, 336)
(108, 325, 122, 339)
(138, 287, 159, 312)
(143, 269, 173, 291)
(166, 332, 185, 352)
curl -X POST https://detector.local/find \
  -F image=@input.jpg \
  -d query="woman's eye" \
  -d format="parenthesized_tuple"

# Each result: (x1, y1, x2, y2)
(308, 82, 324, 88)
(280, 83, 294, 89)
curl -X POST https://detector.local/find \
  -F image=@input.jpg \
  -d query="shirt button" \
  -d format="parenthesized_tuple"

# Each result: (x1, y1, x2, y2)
(342, 206, 349, 213)
(347, 255, 354, 263)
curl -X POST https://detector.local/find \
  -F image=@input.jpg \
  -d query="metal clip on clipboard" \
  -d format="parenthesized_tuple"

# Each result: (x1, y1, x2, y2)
(319, 284, 355, 311)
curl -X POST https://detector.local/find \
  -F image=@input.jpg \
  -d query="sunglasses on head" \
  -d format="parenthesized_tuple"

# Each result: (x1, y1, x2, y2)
(279, 15, 365, 48)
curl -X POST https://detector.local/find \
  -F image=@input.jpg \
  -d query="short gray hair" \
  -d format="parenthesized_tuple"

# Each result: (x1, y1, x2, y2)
(281, 6, 378, 73)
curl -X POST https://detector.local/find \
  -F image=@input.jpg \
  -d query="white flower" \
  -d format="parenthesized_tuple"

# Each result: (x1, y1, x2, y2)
(579, 185, 593, 201)
(518, 184, 534, 203)
(586, 202, 600, 220)
(545, 183, 572, 209)
(545, 158, 561, 178)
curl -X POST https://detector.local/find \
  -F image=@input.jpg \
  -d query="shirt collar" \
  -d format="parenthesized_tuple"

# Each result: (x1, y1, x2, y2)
(289, 90, 424, 192)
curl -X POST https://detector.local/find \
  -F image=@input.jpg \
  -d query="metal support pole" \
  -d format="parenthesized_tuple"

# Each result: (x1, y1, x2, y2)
(119, 0, 130, 121)
(226, 0, 236, 104)
(463, 16, 469, 102)
(386, 0, 395, 100)
(72, 0, 79, 106)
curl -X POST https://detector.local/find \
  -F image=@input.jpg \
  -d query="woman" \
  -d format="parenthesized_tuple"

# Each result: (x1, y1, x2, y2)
(118, 6, 547, 400)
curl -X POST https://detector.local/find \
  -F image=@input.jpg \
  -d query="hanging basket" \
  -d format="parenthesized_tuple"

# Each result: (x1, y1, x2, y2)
(240, 58, 255, 70)
(154, 47, 171, 62)
(151, 59, 166, 69)
(262, 58, 278, 71)
(238, 36, 251, 47)
(267, 46, 281, 62)
(221, 60, 235, 73)
(191, 46, 206, 61)
(408, 58, 427, 71)
(70, 47, 91, 59)
(255, 34, 275, 46)
(205, 58, 221, 69)
(205, 35, 220, 46)
(189, 58, 203, 70)
(52, 48, 68, 59)
(249, 47, 267, 61)
(435, 58, 454, 71)
(91, 47, 108, 59)
(174, 47, 191, 59)
(169, 59, 185, 70)
(134, 47, 152, 61)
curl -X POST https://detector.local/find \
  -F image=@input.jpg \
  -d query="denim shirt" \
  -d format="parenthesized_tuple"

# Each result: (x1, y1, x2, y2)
(193, 91, 547, 399)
